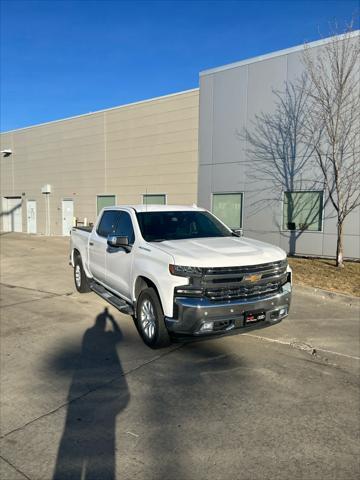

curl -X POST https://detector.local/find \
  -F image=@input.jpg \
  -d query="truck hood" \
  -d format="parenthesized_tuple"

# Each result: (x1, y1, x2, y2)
(152, 236, 286, 268)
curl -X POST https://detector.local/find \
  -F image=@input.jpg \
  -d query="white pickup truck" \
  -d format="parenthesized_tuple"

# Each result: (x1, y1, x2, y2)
(70, 205, 292, 348)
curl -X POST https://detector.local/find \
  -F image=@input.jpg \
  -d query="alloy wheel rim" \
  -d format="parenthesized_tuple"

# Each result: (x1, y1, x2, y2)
(140, 299, 156, 339)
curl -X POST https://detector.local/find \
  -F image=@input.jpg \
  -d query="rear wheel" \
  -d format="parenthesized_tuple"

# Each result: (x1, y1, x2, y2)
(74, 255, 91, 293)
(136, 287, 171, 349)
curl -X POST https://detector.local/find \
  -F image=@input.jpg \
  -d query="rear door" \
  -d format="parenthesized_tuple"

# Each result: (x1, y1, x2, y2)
(105, 211, 135, 300)
(89, 210, 119, 282)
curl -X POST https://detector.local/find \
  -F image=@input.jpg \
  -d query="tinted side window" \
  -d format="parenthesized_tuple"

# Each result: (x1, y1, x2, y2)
(97, 211, 119, 237)
(115, 212, 135, 244)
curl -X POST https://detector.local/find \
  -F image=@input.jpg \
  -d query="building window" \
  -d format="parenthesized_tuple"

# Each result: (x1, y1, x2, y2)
(283, 191, 323, 231)
(212, 193, 243, 229)
(97, 195, 116, 215)
(143, 194, 166, 205)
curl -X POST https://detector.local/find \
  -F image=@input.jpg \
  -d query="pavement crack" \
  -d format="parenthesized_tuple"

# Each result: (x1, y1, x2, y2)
(243, 333, 360, 364)
(0, 282, 71, 297)
(0, 343, 183, 440)
(0, 282, 74, 308)
(289, 341, 317, 355)
(0, 454, 33, 480)
(1, 295, 59, 309)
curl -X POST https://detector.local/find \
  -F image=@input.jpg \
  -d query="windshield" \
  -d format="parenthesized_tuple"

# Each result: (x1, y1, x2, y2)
(136, 210, 233, 242)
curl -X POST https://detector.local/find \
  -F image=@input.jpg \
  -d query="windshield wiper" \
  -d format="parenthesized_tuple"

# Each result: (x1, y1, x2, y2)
(149, 238, 167, 242)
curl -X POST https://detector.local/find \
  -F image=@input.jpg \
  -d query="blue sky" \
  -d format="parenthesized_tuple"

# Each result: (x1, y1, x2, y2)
(1, 0, 358, 131)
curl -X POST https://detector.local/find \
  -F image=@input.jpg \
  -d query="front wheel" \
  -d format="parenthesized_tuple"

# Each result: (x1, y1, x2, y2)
(136, 288, 171, 349)
(74, 255, 91, 293)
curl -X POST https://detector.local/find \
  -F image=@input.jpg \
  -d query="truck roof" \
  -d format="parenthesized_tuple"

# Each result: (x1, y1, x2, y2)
(103, 204, 205, 213)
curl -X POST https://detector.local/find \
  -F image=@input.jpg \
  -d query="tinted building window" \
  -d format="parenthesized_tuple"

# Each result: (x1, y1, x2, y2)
(97, 195, 116, 215)
(212, 193, 243, 229)
(283, 191, 323, 231)
(143, 194, 166, 205)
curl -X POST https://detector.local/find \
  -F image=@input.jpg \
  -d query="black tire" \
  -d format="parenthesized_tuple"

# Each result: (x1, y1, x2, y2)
(136, 287, 171, 349)
(74, 255, 91, 293)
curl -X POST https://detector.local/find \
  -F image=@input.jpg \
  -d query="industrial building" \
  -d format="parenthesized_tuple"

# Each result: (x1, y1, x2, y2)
(0, 89, 199, 235)
(1, 32, 359, 259)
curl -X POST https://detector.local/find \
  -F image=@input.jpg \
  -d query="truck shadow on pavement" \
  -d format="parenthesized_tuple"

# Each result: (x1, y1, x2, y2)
(52, 307, 129, 480)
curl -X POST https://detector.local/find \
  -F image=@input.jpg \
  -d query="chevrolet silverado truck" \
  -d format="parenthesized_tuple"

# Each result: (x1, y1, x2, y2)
(70, 205, 292, 348)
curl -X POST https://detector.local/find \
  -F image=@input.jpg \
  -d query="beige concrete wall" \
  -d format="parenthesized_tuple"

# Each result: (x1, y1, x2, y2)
(0, 89, 199, 235)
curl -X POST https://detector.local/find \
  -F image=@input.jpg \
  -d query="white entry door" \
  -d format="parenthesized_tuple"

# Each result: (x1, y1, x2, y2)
(62, 199, 74, 236)
(2, 197, 22, 232)
(27, 200, 37, 234)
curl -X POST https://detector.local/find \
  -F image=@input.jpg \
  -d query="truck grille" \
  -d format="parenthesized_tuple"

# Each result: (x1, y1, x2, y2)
(202, 260, 288, 301)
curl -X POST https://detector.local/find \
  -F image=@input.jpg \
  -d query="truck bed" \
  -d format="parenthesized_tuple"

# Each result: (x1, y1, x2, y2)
(73, 226, 92, 232)
(70, 226, 92, 271)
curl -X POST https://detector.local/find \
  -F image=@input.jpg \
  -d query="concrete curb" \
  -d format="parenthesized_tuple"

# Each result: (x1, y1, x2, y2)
(294, 284, 359, 307)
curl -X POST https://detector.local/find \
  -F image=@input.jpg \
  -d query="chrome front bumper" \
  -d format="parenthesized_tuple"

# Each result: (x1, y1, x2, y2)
(165, 282, 292, 336)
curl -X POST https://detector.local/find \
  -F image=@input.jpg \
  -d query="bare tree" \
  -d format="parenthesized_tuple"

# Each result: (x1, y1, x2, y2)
(243, 75, 322, 255)
(302, 25, 360, 267)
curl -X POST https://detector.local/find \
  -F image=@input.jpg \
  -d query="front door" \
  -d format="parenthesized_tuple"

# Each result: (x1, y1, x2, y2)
(62, 200, 73, 236)
(27, 200, 37, 233)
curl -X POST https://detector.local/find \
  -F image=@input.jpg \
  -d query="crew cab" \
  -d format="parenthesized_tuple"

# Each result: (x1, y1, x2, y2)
(70, 205, 292, 348)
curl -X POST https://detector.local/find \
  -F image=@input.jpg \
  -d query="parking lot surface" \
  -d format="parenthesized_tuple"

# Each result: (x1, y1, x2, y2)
(0, 234, 359, 480)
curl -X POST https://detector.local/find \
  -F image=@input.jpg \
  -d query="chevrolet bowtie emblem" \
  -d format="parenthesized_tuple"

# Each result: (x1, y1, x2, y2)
(244, 273, 262, 282)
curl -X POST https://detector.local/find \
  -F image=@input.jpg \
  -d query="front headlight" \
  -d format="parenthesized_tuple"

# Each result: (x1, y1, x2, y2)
(169, 264, 203, 277)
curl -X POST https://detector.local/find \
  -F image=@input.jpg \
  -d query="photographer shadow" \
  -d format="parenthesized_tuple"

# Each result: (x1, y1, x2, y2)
(53, 307, 129, 480)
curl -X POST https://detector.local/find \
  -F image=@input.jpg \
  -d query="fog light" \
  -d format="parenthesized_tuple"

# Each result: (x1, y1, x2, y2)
(279, 308, 287, 316)
(200, 321, 214, 331)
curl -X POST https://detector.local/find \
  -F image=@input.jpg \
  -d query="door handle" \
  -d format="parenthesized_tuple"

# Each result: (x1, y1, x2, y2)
(89, 242, 94, 246)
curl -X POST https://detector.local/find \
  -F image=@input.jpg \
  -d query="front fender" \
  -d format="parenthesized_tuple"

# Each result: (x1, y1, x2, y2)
(133, 245, 185, 317)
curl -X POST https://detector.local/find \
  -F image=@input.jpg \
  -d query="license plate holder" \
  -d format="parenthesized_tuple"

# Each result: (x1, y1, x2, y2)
(244, 311, 266, 325)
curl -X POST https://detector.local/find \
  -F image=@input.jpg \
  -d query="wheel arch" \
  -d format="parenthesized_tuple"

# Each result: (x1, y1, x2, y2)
(72, 248, 92, 278)
(134, 276, 163, 318)
(71, 248, 81, 267)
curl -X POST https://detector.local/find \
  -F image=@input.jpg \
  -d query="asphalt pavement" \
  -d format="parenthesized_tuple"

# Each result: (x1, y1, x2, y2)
(0, 233, 359, 480)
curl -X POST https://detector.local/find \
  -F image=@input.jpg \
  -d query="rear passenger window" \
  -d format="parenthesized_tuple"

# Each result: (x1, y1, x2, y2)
(97, 211, 119, 237)
(115, 212, 135, 244)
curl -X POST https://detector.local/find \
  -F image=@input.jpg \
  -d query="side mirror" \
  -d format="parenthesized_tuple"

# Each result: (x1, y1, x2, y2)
(107, 235, 132, 252)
